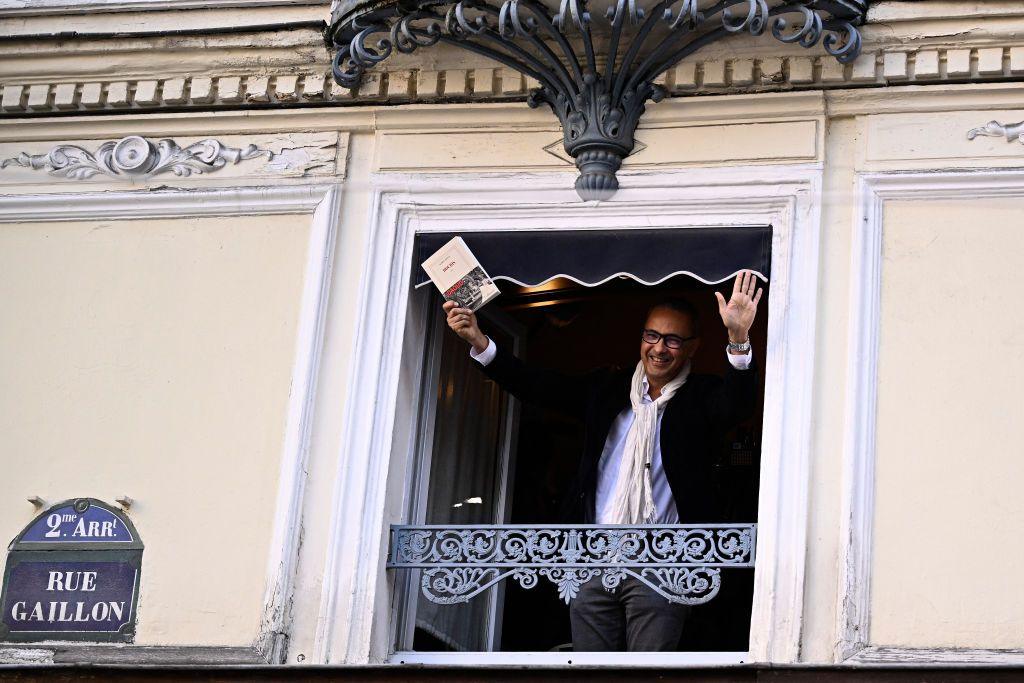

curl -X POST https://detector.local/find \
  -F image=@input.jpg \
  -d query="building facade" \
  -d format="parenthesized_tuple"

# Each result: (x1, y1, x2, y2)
(1, 0, 1023, 675)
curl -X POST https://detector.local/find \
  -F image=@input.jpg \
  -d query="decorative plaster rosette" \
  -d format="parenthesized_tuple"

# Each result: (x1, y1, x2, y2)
(1, 135, 273, 180)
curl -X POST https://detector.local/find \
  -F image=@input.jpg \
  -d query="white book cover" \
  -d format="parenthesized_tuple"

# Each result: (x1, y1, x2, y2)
(421, 236, 500, 312)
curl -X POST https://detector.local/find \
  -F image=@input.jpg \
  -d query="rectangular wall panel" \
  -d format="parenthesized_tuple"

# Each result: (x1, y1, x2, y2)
(0, 214, 310, 646)
(871, 197, 1024, 648)
(375, 120, 818, 172)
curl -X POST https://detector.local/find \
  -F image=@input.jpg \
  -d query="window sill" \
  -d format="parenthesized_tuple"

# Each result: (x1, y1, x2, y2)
(387, 651, 750, 666)
(0, 644, 266, 665)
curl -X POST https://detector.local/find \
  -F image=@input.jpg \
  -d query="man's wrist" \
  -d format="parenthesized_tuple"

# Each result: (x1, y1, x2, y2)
(470, 336, 489, 355)
(726, 333, 752, 355)
(727, 330, 750, 345)
(469, 337, 497, 366)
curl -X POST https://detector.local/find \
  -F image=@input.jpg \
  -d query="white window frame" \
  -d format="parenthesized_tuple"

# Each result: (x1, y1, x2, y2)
(313, 163, 825, 666)
(835, 169, 1024, 666)
(0, 184, 341, 664)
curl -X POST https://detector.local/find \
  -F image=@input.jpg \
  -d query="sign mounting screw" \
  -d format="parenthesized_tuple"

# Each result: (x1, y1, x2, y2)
(26, 496, 45, 508)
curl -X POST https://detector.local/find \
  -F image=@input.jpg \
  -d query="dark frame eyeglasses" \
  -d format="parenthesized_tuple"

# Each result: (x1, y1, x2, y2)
(641, 329, 697, 350)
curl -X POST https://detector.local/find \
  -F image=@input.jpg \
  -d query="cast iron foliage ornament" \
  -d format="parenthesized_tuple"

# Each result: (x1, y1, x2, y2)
(328, 0, 869, 200)
(390, 524, 755, 605)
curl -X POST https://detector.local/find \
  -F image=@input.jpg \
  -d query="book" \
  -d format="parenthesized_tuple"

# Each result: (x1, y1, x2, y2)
(421, 236, 500, 312)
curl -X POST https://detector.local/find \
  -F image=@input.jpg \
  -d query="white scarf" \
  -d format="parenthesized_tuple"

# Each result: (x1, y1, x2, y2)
(607, 359, 691, 525)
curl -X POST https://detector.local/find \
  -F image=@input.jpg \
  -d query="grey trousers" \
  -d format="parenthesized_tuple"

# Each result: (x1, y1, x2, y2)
(569, 576, 691, 651)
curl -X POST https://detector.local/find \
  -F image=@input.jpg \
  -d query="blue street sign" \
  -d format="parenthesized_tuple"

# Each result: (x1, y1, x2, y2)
(1, 498, 143, 642)
(2, 557, 138, 635)
(19, 502, 135, 544)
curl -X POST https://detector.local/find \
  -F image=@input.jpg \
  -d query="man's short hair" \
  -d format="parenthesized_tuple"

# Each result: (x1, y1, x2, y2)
(646, 297, 700, 335)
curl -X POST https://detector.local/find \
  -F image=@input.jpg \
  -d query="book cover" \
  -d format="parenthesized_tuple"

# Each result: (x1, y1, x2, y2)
(421, 236, 500, 312)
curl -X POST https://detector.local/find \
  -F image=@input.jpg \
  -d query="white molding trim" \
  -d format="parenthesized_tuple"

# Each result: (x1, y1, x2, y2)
(313, 164, 824, 665)
(257, 185, 342, 663)
(835, 169, 1024, 664)
(0, 0, 325, 17)
(0, 183, 342, 663)
(846, 647, 1024, 667)
(0, 185, 334, 223)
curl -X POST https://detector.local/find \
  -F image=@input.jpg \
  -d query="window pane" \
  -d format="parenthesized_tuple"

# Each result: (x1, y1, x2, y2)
(413, 325, 510, 652)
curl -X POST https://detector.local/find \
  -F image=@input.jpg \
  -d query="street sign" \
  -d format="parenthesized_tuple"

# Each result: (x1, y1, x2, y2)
(1, 498, 143, 643)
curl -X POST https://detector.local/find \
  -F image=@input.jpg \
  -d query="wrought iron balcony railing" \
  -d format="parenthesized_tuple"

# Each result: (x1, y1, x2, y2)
(389, 524, 756, 605)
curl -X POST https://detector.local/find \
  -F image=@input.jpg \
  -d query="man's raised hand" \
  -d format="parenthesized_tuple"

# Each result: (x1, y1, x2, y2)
(715, 270, 763, 343)
(443, 300, 489, 353)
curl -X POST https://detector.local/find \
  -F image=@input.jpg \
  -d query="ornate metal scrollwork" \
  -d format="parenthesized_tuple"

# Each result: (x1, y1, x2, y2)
(0, 135, 273, 181)
(328, 0, 869, 200)
(390, 524, 756, 605)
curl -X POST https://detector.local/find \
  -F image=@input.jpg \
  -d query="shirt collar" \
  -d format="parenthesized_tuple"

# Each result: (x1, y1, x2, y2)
(641, 361, 691, 403)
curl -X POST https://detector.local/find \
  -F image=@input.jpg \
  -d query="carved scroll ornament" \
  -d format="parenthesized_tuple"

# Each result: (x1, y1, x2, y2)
(967, 120, 1024, 145)
(0, 135, 273, 181)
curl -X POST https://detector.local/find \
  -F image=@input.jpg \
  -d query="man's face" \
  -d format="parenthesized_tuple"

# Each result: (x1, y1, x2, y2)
(640, 306, 699, 385)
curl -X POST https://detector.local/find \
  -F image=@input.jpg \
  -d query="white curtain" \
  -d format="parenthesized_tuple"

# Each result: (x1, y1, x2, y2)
(415, 326, 509, 651)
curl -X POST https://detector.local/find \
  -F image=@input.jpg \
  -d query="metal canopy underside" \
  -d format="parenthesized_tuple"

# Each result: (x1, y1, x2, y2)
(327, 0, 870, 199)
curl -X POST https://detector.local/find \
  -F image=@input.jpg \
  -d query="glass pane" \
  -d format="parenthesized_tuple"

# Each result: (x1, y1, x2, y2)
(413, 323, 510, 652)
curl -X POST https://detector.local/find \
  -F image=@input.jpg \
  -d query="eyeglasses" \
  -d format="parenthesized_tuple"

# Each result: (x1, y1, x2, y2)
(641, 329, 697, 349)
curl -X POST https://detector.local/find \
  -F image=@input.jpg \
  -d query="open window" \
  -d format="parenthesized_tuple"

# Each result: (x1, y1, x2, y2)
(391, 227, 770, 657)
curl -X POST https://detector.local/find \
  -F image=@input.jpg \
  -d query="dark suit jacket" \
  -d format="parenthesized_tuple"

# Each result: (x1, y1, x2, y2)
(477, 344, 759, 523)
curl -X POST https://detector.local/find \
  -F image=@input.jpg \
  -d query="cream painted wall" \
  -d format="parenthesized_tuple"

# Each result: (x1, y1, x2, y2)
(870, 198, 1024, 648)
(1, 79, 1023, 662)
(0, 214, 310, 645)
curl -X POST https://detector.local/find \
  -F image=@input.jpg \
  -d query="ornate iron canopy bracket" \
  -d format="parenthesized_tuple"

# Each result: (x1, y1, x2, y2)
(328, 0, 869, 200)
(389, 524, 756, 605)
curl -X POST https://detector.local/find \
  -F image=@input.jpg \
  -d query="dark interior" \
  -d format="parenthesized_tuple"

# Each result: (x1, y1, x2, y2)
(483, 274, 768, 652)
(411, 260, 769, 654)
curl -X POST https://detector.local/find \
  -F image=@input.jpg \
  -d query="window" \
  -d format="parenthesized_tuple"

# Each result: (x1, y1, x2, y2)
(320, 171, 823, 666)
(392, 230, 769, 656)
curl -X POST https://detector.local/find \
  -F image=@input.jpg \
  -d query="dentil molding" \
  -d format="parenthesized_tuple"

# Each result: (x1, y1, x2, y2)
(2, 44, 1024, 116)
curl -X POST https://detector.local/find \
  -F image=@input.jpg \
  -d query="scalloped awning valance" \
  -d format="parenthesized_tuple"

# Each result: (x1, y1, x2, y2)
(412, 226, 771, 290)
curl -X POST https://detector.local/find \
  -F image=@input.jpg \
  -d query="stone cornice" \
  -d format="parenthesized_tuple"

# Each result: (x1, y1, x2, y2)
(2, 7, 1023, 116)
(2, 42, 1023, 117)
(0, 85, 1021, 145)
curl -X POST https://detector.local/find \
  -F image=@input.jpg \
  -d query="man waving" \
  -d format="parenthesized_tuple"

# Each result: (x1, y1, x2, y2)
(443, 271, 763, 651)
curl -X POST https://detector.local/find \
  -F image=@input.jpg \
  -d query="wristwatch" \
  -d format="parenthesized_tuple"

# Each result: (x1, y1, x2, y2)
(726, 339, 751, 354)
